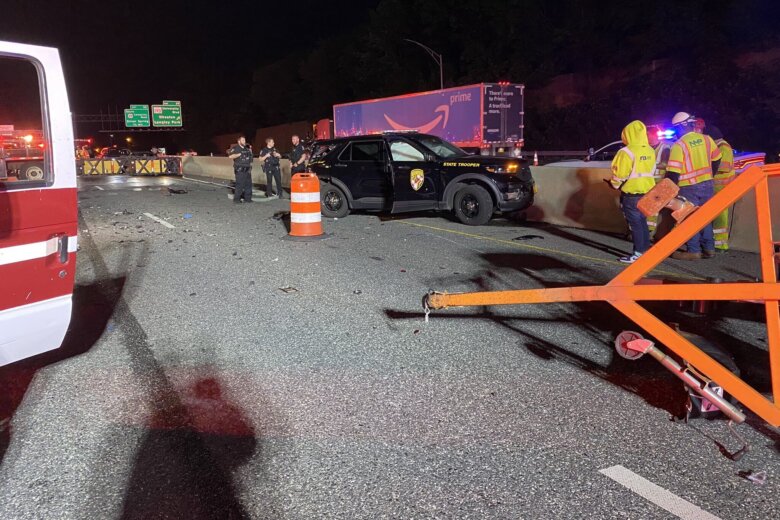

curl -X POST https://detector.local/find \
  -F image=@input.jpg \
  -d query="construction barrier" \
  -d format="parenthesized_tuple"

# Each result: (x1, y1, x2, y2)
(289, 173, 323, 237)
(78, 156, 182, 176)
(425, 164, 780, 428)
(82, 158, 122, 175)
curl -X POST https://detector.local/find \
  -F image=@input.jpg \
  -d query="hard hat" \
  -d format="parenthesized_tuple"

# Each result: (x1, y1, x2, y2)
(671, 112, 695, 126)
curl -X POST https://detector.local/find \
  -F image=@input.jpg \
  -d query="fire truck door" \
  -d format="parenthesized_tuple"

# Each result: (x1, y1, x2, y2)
(0, 41, 77, 366)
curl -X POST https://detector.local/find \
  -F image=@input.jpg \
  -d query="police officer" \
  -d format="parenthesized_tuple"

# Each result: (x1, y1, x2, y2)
(666, 112, 722, 260)
(228, 135, 254, 203)
(290, 134, 306, 175)
(259, 137, 282, 199)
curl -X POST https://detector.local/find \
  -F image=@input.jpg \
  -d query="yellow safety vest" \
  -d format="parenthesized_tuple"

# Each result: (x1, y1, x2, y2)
(713, 139, 735, 187)
(610, 146, 656, 194)
(667, 132, 722, 186)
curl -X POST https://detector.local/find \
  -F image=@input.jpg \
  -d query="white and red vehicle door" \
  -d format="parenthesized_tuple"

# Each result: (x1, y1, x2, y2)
(0, 41, 77, 366)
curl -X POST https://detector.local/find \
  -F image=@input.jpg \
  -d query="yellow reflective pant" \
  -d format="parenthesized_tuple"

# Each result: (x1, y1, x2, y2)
(713, 183, 729, 250)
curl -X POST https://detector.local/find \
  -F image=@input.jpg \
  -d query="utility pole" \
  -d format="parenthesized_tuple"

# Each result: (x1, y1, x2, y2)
(403, 39, 443, 90)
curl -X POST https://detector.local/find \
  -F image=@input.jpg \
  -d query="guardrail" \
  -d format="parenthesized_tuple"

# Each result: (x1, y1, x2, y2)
(77, 156, 182, 176)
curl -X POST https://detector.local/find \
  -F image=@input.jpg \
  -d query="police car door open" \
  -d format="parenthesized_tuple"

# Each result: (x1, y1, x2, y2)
(389, 139, 437, 213)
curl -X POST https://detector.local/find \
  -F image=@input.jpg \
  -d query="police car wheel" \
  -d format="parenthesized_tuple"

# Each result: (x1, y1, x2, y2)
(321, 183, 350, 218)
(454, 185, 493, 226)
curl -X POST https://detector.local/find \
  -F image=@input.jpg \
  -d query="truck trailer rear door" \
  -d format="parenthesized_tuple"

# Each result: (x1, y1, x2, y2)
(0, 41, 77, 366)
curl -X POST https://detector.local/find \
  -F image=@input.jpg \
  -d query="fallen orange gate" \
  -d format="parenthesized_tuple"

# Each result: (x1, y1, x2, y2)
(425, 164, 780, 427)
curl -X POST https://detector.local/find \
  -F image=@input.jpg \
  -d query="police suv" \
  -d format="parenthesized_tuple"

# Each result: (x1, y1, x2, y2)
(307, 132, 536, 225)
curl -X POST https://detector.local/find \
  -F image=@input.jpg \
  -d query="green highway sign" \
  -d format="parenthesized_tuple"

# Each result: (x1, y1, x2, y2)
(124, 104, 150, 128)
(152, 102, 183, 127)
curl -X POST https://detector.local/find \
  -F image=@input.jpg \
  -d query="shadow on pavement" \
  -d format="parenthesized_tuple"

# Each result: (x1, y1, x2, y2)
(0, 277, 124, 462)
(74, 212, 282, 518)
(120, 376, 268, 520)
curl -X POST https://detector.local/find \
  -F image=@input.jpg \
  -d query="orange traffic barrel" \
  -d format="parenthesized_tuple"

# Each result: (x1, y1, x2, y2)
(290, 173, 324, 237)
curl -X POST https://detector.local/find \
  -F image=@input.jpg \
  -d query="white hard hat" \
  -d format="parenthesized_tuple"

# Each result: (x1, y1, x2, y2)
(671, 112, 695, 126)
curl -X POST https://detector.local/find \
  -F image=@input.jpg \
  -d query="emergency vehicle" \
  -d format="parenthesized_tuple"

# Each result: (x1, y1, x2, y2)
(0, 40, 77, 366)
(0, 130, 46, 181)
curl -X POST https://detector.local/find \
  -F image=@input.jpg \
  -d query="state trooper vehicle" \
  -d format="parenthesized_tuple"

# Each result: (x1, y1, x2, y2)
(307, 132, 536, 225)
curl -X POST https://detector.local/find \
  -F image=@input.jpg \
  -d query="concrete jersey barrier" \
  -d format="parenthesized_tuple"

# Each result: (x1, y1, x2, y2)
(181, 157, 774, 254)
(182, 155, 293, 188)
(528, 165, 626, 234)
(528, 164, 779, 254)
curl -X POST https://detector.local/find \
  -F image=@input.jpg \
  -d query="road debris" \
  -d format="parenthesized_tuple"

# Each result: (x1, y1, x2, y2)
(740, 470, 767, 485)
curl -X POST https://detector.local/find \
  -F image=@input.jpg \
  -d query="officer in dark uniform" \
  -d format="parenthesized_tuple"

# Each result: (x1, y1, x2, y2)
(228, 135, 254, 203)
(259, 137, 283, 199)
(290, 134, 306, 175)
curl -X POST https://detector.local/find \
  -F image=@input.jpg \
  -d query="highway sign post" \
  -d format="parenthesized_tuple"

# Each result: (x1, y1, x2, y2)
(124, 104, 150, 128)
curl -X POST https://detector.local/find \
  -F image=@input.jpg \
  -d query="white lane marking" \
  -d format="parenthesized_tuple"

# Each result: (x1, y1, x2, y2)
(599, 465, 721, 520)
(290, 212, 321, 223)
(142, 212, 176, 229)
(94, 185, 104, 190)
(291, 192, 320, 203)
(181, 176, 230, 187)
(0, 236, 78, 266)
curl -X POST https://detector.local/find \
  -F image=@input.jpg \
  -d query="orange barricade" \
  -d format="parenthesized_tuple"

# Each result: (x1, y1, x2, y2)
(290, 173, 324, 237)
(425, 164, 780, 427)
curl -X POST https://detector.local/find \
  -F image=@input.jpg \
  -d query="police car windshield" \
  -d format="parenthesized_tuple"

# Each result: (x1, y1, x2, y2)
(413, 135, 468, 158)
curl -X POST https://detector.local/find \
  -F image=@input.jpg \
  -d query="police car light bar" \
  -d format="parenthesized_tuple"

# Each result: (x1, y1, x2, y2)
(656, 129, 676, 139)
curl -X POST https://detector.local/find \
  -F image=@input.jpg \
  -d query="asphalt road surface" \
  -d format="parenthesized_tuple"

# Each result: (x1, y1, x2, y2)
(1, 175, 778, 519)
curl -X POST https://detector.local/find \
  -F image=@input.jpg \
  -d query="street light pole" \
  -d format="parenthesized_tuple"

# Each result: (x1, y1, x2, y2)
(403, 39, 443, 90)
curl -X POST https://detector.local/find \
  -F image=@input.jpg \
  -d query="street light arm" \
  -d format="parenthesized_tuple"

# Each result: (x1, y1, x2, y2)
(403, 39, 444, 90)
(403, 38, 441, 62)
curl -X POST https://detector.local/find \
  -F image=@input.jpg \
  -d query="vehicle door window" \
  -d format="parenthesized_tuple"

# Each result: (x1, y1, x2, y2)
(343, 141, 383, 162)
(390, 141, 425, 162)
(309, 143, 338, 162)
(0, 56, 50, 189)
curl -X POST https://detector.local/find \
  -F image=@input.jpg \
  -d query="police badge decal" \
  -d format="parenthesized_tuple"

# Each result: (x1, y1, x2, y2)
(410, 168, 425, 191)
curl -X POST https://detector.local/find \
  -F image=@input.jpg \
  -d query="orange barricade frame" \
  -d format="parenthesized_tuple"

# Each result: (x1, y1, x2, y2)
(427, 164, 780, 427)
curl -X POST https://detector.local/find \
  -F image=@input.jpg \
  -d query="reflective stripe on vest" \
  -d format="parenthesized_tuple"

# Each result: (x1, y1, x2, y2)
(613, 147, 655, 181)
(714, 172, 735, 186)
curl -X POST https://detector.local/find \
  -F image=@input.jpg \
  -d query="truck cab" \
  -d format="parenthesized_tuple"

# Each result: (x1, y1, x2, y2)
(0, 40, 77, 365)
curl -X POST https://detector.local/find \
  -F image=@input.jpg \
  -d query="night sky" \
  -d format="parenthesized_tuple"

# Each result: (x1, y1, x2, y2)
(2, 0, 377, 110)
(2, 1, 779, 153)
(1, 0, 379, 149)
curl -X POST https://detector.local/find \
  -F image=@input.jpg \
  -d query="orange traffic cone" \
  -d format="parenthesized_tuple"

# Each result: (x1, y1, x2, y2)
(289, 173, 324, 237)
